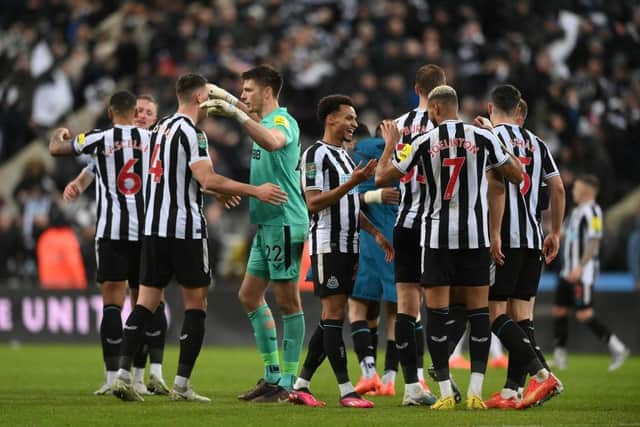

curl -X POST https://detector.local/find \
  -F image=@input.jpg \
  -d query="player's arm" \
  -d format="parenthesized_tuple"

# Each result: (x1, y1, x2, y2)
(375, 120, 407, 187)
(63, 167, 95, 201)
(542, 175, 565, 263)
(304, 160, 377, 214)
(359, 211, 394, 262)
(190, 159, 287, 205)
(49, 127, 75, 156)
(487, 169, 505, 265)
(201, 98, 287, 152)
(358, 188, 400, 205)
(202, 189, 242, 209)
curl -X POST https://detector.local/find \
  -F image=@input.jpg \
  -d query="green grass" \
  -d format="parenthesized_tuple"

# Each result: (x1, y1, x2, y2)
(0, 345, 638, 426)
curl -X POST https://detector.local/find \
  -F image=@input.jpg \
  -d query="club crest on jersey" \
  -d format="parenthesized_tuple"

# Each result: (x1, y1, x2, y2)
(306, 162, 316, 179)
(273, 115, 289, 129)
(197, 132, 208, 149)
(396, 143, 412, 161)
(326, 276, 339, 289)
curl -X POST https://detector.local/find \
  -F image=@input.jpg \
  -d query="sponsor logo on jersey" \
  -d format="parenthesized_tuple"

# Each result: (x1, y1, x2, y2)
(396, 143, 412, 161)
(273, 115, 290, 129)
(306, 162, 316, 179)
(77, 133, 86, 147)
(197, 132, 208, 149)
(591, 216, 602, 232)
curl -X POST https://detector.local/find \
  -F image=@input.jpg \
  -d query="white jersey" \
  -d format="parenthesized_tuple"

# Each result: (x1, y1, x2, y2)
(560, 202, 603, 286)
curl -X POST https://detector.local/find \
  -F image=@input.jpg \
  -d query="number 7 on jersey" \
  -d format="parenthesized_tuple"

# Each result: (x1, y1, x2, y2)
(442, 157, 465, 200)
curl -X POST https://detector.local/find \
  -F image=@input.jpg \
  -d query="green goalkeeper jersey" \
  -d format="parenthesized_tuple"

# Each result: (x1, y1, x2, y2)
(249, 107, 308, 227)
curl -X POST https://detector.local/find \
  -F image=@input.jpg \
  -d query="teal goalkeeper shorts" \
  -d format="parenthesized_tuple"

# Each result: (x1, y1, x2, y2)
(246, 224, 306, 281)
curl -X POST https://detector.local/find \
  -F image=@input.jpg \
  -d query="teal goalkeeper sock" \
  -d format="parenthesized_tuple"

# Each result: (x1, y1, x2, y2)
(248, 304, 281, 384)
(281, 312, 305, 391)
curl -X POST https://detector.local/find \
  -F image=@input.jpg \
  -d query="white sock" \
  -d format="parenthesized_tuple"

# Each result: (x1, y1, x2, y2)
(500, 387, 517, 399)
(360, 356, 376, 379)
(534, 368, 549, 382)
(116, 369, 131, 381)
(438, 379, 453, 398)
(404, 382, 423, 395)
(608, 334, 626, 353)
(381, 370, 396, 384)
(133, 367, 145, 383)
(490, 333, 504, 358)
(417, 368, 424, 381)
(294, 378, 310, 390)
(467, 372, 484, 397)
(150, 363, 163, 378)
(174, 375, 189, 388)
(517, 387, 524, 400)
(106, 370, 117, 386)
(338, 382, 355, 397)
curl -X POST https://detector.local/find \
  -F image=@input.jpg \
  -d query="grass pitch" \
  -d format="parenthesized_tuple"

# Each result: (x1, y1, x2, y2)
(0, 344, 638, 426)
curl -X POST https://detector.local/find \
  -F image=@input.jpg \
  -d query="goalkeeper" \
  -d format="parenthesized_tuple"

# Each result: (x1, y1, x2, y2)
(201, 65, 308, 403)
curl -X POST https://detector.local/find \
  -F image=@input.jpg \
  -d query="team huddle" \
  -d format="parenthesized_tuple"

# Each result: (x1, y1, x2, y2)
(48, 63, 629, 409)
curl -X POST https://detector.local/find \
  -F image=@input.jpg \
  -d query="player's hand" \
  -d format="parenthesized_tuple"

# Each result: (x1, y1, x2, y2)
(206, 83, 239, 105)
(200, 99, 249, 124)
(351, 159, 377, 184)
(380, 120, 400, 145)
(542, 232, 560, 264)
(490, 234, 505, 266)
(63, 182, 80, 201)
(381, 187, 400, 205)
(214, 193, 241, 209)
(473, 116, 493, 130)
(255, 183, 288, 205)
(568, 265, 582, 284)
(52, 127, 72, 143)
(375, 233, 395, 262)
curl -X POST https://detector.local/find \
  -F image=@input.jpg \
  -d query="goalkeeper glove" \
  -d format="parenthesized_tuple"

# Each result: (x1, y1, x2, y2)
(206, 83, 239, 106)
(200, 99, 250, 124)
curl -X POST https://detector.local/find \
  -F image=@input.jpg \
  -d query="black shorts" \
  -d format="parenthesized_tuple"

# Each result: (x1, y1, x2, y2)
(490, 248, 543, 301)
(140, 236, 211, 289)
(554, 277, 593, 308)
(393, 226, 421, 283)
(421, 248, 490, 288)
(311, 252, 358, 297)
(95, 239, 141, 288)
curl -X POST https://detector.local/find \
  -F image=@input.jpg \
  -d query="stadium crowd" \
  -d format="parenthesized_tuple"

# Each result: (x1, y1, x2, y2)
(1, 0, 640, 286)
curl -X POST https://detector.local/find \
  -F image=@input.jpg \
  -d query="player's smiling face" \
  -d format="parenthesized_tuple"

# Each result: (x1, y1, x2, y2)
(240, 79, 264, 115)
(134, 99, 158, 129)
(333, 104, 358, 142)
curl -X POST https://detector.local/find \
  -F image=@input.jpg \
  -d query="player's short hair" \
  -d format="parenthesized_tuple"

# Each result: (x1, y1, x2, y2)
(427, 85, 458, 107)
(137, 94, 158, 106)
(518, 98, 528, 120)
(491, 84, 522, 115)
(317, 94, 355, 124)
(353, 123, 371, 139)
(241, 65, 283, 98)
(176, 73, 207, 103)
(415, 64, 446, 96)
(576, 174, 600, 192)
(109, 90, 137, 115)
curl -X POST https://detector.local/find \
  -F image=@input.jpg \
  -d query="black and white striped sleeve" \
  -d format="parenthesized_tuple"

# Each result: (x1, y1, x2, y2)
(301, 145, 324, 192)
(72, 130, 103, 155)
(538, 138, 560, 180)
(392, 132, 428, 175)
(182, 124, 211, 166)
(482, 129, 509, 169)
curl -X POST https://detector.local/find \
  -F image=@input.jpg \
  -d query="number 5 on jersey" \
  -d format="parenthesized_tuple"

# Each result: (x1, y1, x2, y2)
(150, 144, 163, 183)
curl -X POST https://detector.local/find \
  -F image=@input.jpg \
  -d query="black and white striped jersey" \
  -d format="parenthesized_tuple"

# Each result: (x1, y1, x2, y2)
(72, 125, 150, 241)
(144, 113, 211, 240)
(392, 119, 509, 249)
(301, 141, 360, 255)
(394, 108, 434, 229)
(493, 124, 560, 250)
(560, 202, 603, 286)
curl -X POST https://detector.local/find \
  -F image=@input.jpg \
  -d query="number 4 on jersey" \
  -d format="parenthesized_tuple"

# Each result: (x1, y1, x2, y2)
(149, 144, 163, 183)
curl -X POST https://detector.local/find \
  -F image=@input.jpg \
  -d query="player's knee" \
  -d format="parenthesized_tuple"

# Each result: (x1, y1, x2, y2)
(275, 294, 301, 315)
(101, 281, 126, 306)
(575, 308, 593, 322)
(552, 306, 568, 317)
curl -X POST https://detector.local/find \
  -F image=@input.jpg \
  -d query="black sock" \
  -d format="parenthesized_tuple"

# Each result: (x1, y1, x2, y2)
(504, 351, 526, 391)
(553, 316, 569, 348)
(148, 302, 168, 364)
(448, 304, 466, 356)
(492, 314, 542, 377)
(384, 340, 399, 373)
(119, 305, 153, 371)
(350, 320, 371, 364)
(177, 309, 206, 379)
(415, 319, 425, 370)
(519, 319, 549, 371)
(395, 313, 418, 383)
(132, 345, 148, 369)
(468, 307, 490, 374)
(584, 316, 612, 344)
(100, 304, 122, 371)
(323, 319, 349, 384)
(426, 307, 450, 381)
(370, 326, 379, 361)
(300, 322, 326, 381)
